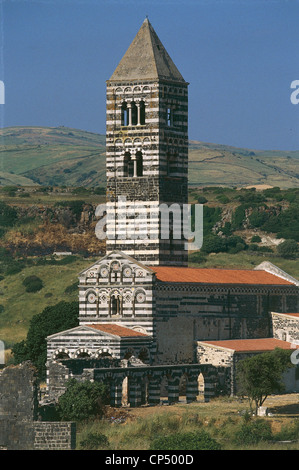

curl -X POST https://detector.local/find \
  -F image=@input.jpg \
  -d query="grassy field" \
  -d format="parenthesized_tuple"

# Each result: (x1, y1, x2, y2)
(0, 126, 106, 188)
(76, 393, 299, 450)
(188, 141, 299, 189)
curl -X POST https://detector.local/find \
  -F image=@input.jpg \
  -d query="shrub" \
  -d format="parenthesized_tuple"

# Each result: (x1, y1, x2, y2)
(273, 419, 299, 441)
(257, 246, 273, 253)
(231, 204, 248, 230)
(233, 418, 272, 445)
(263, 187, 281, 198)
(5, 261, 26, 275)
(226, 235, 247, 253)
(262, 205, 299, 241)
(249, 244, 259, 251)
(248, 209, 269, 228)
(251, 235, 261, 243)
(216, 195, 230, 204)
(197, 195, 208, 204)
(201, 234, 226, 254)
(57, 379, 110, 421)
(150, 431, 221, 450)
(64, 282, 78, 294)
(22, 275, 43, 292)
(202, 206, 222, 235)
(54, 200, 85, 221)
(277, 239, 298, 259)
(0, 202, 18, 227)
(80, 432, 110, 450)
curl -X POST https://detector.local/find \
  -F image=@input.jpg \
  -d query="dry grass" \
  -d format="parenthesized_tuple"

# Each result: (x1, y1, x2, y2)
(76, 394, 299, 450)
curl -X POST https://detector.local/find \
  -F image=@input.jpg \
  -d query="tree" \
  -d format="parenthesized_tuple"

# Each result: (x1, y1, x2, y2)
(277, 239, 298, 259)
(57, 379, 110, 421)
(201, 234, 226, 254)
(236, 348, 293, 414)
(0, 201, 18, 227)
(22, 275, 44, 292)
(12, 301, 79, 379)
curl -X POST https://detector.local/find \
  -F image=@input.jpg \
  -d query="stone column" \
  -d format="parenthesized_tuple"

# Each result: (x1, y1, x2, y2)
(128, 377, 142, 408)
(133, 158, 137, 178)
(127, 103, 132, 126)
(186, 375, 198, 403)
(148, 377, 161, 405)
(136, 102, 141, 125)
(168, 378, 180, 405)
(203, 377, 216, 403)
(110, 379, 123, 408)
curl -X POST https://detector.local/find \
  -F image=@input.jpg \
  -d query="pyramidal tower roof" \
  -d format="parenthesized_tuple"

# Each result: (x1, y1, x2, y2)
(109, 18, 186, 83)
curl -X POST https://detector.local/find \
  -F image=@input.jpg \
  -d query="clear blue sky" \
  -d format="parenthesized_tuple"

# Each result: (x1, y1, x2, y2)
(1, 0, 299, 150)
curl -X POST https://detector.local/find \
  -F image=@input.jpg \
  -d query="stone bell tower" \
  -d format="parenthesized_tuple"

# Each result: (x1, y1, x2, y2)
(105, 18, 189, 266)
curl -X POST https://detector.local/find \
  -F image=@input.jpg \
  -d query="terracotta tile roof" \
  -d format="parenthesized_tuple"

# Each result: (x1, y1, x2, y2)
(150, 266, 293, 285)
(277, 313, 299, 318)
(88, 323, 149, 338)
(200, 338, 299, 353)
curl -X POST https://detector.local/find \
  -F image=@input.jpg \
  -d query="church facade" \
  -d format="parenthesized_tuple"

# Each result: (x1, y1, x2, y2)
(46, 19, 299, 405)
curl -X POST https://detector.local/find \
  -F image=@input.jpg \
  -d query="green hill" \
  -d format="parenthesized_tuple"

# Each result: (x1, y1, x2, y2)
(188, 141, 299, 188)
(0, 126, 106, 188)
(0, 126, 298, 188)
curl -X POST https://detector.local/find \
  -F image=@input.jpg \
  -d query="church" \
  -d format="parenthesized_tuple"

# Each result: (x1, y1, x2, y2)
(46, 19, 299, 406)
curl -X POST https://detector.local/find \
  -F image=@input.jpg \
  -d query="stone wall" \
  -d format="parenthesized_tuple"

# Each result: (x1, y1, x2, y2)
(271, 312, 299, 343)
(33, 422, 76, 450)
(46, 359, 231, 406)
(0, 362, 76, 450)
(153, 284, 299, 364)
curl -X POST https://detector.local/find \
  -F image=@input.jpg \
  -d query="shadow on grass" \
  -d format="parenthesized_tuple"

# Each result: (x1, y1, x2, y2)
(268, 402, 299, 417)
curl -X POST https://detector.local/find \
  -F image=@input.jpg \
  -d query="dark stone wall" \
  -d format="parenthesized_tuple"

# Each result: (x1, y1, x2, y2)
(153, 284, 299, 364)
(0, 362, 76, 450)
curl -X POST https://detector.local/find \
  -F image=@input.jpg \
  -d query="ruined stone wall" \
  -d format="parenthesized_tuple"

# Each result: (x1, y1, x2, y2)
(46, 359, 231, 406)
(0, 362, 76, 450)
(33, 422, 76, 450)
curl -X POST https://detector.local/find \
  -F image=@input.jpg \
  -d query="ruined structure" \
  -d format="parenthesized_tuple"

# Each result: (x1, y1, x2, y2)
(0, 362, 76, 450)
(44, 19, 299, 406)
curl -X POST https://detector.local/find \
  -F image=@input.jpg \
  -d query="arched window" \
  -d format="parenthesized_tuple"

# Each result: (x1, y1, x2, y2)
(139, 100, 145, 125)
(136, 151, 143, 177)
(166, 107, 173, 127)
(111, 296, 119, 315)
(131, 102, 138, 126)
(121, 102, 129, 126)
(124, 152, 134, 177)
(110, 293, 121, 316)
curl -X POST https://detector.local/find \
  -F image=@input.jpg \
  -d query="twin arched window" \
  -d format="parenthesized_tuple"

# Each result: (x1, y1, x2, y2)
(124, 151, 143, 177)
(121, 101, 145, 126)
